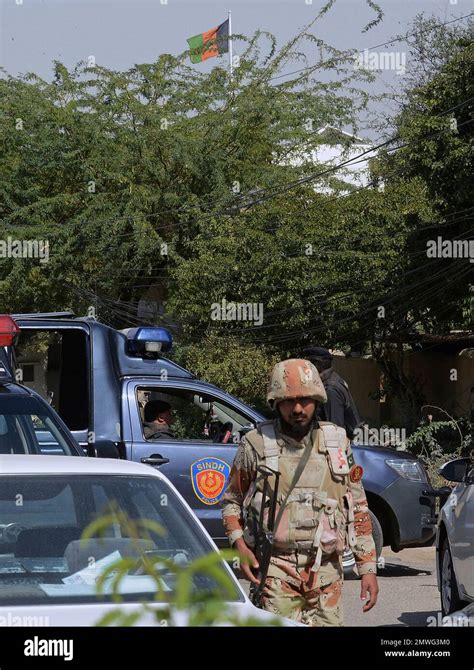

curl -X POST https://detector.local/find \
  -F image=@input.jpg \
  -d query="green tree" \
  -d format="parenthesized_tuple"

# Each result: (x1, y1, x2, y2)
(1, 12, 471, 423)
(368, 18, 473, 429)
(1, 11, 377, 315)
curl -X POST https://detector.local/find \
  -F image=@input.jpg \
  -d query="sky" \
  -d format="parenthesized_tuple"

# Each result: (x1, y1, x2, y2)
(0, 0, 471, 139)
(0, 0, 471, 80)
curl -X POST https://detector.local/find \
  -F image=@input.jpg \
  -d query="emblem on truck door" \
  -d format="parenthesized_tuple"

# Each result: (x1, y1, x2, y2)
(191, 458, 231, 505)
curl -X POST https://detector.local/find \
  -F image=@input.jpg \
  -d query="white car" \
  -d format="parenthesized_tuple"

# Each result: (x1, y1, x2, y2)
(0, 455, 298, 626)
(436, 456, 474, 616)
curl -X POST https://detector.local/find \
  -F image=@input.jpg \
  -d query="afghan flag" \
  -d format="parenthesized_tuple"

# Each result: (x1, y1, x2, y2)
(187, 19, 229, 64)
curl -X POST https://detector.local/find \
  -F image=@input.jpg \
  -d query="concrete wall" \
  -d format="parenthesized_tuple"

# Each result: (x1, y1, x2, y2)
(332, 356, 381, 425)
(17, 350, 48, 399)
(391, 349, 473, 424)
(332, 349, 473, 428)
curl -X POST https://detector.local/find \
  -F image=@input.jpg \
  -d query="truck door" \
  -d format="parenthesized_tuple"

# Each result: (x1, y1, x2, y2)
(124, 380, 257, 545)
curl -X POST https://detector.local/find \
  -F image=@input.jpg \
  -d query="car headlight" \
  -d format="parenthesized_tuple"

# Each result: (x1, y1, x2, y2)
(386, 459, 427, 482)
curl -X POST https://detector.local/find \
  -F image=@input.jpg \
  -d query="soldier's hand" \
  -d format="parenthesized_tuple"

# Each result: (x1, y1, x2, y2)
(233, 538, 260, 584)
(360, 573, 379, 612)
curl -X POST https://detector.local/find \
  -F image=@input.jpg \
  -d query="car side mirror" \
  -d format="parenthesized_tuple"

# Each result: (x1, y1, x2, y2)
(438, 458, 470, 483)
(87, 440, 120, 459)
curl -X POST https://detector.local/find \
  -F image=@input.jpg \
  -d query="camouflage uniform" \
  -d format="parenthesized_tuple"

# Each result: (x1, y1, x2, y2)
(221, 359, 377, 627)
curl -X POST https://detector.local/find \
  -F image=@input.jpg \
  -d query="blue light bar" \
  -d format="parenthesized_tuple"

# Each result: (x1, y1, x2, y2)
(125, 327, 173, 356)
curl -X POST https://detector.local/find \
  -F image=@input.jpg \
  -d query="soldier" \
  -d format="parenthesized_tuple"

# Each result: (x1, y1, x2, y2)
(221, 359, 378, 626)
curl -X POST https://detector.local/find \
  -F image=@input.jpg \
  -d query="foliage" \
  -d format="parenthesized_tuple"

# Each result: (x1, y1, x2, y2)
(173, 335, 279, 412)
(0, 13, 373, 318)
(406, 409, 472, 487)
(373, 22, 473, 338)
(0, 12, 471, 414)
(366, 18, 473, 427)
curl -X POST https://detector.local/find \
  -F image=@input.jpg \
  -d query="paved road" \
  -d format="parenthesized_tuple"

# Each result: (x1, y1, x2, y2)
(344, 547, 439, 627)
(239, 547, 440, 626)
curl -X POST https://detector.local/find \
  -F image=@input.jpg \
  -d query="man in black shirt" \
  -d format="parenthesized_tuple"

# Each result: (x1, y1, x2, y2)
(143, 400, 176, 440)
(300, 346, 361, 440)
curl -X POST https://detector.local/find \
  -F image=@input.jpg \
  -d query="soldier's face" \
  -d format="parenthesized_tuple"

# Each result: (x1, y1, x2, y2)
(277, 398, 316, 435)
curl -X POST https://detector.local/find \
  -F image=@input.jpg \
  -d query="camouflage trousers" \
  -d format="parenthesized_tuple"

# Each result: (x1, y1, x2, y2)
(256, 550, 344, 626)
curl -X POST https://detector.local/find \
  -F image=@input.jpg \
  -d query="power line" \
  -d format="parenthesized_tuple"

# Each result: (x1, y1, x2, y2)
(201, 227, 473, 335)
(67, 209, 473, 279)
(3, 94, 472, 239)
(18, 111, 469, 246)
(178, 261, 471, 348)
(233, 117, 474, 212)
(108, 103, 474, 236)
(267, 13, 474, 84)
(250, 263, 471, 346)
(70, 262, 471, 353)
(68, 227, 472, 340)
(209, 253, 472, 340)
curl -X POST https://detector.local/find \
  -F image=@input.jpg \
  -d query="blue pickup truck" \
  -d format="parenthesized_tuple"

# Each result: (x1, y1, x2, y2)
(13, 312, 438, 556)
(0, 316, 83, 458)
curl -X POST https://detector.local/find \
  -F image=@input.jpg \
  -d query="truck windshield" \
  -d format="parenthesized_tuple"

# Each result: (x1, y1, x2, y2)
(0, 474, 242, 606)
(0, 395, 77, 456)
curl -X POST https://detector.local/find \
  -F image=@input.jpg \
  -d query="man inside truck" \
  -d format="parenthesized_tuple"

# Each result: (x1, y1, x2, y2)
(143, 400, 176, 441)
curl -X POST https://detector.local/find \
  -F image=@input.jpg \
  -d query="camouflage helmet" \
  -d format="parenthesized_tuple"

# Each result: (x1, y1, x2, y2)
(266, 359, 327, 408)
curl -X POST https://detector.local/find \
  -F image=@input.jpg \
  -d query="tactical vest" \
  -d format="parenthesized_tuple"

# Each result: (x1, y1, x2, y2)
(242, 420, 357, 569)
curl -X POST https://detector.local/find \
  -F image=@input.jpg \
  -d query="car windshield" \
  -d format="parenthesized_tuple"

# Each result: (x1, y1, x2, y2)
(0, 474, 242, 605)
(0, 395, 77, 456)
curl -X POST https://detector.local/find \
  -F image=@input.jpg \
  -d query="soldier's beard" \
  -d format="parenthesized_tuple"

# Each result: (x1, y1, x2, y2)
(278, 414, 313, 438)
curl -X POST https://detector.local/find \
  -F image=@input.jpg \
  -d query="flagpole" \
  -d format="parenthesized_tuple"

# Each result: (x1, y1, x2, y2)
(228, 9, 233, 79)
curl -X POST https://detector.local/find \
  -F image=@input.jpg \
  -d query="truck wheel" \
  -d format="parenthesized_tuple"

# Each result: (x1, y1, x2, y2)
(342, 547, 356, 574)
(440, 538, 465, 615)
(343, 510, 383, 576)
(369, 510, 383, 565)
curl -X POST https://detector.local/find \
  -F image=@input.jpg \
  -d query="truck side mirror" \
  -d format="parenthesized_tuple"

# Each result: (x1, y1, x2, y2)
(438, 458, 470, 483)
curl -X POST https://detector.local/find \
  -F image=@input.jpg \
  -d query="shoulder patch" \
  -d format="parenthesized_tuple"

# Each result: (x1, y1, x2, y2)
(349, 464, 363, 483)
(347, 452, 355, 469)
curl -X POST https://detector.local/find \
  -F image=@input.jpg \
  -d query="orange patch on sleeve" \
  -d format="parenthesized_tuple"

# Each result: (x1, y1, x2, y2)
(222, 514, 243, 533)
